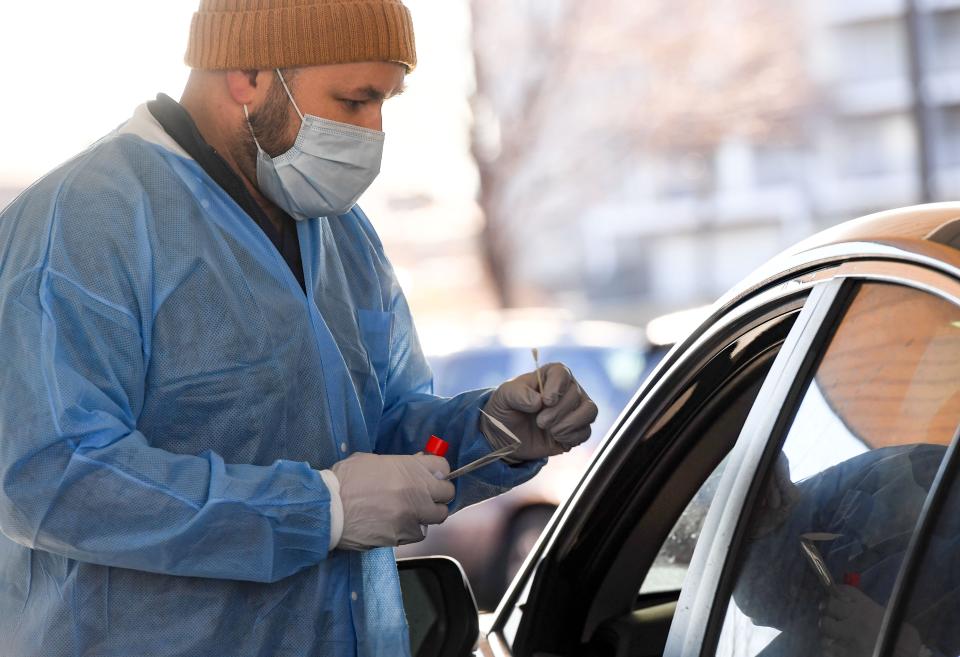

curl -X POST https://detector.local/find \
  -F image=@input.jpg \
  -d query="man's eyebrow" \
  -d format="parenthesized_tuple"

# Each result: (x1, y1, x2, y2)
(347, 84, 407, 101)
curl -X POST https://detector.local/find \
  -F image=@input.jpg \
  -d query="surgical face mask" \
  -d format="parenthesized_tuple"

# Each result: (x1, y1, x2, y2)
(244, 69, 385, 221)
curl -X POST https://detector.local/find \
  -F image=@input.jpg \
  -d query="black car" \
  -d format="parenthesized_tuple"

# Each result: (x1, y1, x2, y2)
(397, 202, 960, 657)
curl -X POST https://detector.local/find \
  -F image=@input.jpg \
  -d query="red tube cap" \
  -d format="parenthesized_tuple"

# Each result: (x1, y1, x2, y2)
(425, 435, 449, 457)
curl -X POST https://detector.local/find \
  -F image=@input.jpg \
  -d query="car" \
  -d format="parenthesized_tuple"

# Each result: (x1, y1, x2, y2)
(397, 316, 669, 608)
(395, 202, 960, 657)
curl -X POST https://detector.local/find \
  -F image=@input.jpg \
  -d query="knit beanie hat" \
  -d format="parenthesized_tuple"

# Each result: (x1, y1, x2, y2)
(185, 0, 416, 72)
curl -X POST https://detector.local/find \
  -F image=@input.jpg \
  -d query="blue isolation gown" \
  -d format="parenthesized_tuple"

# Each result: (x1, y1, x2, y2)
(0, 105, 543, 657)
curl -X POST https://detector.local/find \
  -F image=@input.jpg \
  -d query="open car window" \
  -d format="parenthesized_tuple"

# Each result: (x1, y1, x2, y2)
(711, 282, 960, 657)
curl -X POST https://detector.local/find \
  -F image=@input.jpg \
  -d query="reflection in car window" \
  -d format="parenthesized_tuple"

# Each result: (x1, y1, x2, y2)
(714, 283, 960, 657)
(887, 460, 960, 657)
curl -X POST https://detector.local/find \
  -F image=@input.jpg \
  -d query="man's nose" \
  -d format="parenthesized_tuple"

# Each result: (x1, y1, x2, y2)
(368, 108, 384, 132)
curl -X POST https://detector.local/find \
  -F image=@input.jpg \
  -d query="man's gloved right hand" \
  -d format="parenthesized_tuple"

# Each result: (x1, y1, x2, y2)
(330, 453, 455, 551)
(481, 363, 598, 463)
(820, 585, 926, 657)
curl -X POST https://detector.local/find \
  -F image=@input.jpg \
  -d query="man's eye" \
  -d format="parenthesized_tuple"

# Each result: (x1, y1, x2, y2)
(341, 99, 365, 111)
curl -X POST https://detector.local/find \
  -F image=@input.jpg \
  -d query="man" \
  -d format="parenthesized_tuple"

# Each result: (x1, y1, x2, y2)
(0, 1, 597, 656)
(736, 447, 951, 657)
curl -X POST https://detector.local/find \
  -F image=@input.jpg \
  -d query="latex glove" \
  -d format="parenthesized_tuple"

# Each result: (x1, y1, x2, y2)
(481, 363, 599, 463)
(819, 585, 926, 657)
(330, 453, 455, 551)
(749, 452, 800, 539)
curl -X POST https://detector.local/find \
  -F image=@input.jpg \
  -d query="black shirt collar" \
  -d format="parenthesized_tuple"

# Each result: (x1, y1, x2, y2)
(146, 94, 306, 292)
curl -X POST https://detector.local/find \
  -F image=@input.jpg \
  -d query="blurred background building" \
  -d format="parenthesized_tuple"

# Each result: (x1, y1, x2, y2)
(469, 0, 960, 325)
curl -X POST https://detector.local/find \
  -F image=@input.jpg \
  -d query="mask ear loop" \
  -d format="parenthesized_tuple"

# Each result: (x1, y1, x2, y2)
(274, 68, 305, 121)
(244, 69, 302, 154)
(243, 104, 266, 153)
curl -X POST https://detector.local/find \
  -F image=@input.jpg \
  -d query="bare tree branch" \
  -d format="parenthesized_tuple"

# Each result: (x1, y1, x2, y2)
(470, 0, 813, 306)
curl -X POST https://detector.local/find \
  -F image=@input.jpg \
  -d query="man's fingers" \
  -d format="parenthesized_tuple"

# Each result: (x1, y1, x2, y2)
(417, 454, 451, 476)
(550, 397, 599, 439)
(501, 379, 543, 414)
(819, 614, 846, 638)
(820, 636, 849, 657)
(537, 385, 581, 429)
(552, 424, 591, 448)
(822, 586, 859, 620)
(427, 477, 456, 504)
(822, 597, 845, 621)
(833, 584, 865, 607)
(412, 454, 454, 502)
(419, 502, 450, 526)
(397, 525, 428, 546)
(541, 363, 572, 406)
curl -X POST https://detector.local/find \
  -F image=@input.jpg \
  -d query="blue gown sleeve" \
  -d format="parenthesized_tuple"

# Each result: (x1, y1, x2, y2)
(0, 189, 335, 584)
(372, 287, 545, 513)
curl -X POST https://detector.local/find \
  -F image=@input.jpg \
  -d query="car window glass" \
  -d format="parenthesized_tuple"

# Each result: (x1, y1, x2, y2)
(713, 283, 960, 657)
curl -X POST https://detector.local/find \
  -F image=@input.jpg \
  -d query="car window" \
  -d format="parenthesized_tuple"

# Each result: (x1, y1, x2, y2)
(712, 283, 960, 657)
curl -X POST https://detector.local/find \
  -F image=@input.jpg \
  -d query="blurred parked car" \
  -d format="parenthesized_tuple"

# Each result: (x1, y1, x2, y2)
(397, 203, 960, 657)
(398, 314, 676, 608)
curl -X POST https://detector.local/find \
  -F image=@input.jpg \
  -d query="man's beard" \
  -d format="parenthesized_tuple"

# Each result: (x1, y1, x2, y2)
(230, 76, 298, 185)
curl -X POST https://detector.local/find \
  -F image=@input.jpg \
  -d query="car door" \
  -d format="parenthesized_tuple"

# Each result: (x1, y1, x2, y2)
(480, 258, 960, 657)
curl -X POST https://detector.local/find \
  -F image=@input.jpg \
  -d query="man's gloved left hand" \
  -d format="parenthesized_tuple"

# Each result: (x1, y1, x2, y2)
(481, 363, 599, 463)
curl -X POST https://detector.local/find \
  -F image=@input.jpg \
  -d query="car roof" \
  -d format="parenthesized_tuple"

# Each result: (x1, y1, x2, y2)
(787, 202, 960, 255)
(717, 202, 960, 312)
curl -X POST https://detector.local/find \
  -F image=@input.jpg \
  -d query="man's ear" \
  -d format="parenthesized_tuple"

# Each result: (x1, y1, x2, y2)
(225, 69, 267, 106)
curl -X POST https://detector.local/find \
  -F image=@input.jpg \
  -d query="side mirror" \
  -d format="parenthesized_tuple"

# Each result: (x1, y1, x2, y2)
(398, 556, 480, 657)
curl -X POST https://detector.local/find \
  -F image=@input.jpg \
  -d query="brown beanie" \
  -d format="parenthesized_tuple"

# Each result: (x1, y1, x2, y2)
(185, 0, 416, 72)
